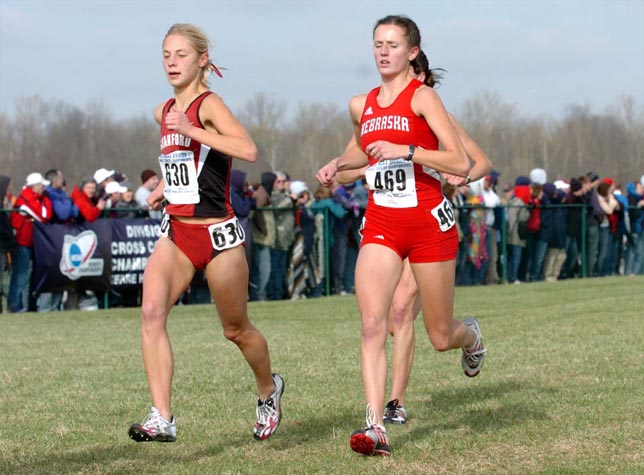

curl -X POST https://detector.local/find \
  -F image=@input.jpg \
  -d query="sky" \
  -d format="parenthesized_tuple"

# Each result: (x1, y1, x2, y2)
(1, 0, 643, 121)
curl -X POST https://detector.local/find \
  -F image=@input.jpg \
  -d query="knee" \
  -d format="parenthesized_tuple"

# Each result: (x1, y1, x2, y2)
(391, 302, 414, 330)
(222, 321, 251, 346)
(361, 313, 387, 343)
(428, 330, 452, 352)
(140, 300, 168, 330)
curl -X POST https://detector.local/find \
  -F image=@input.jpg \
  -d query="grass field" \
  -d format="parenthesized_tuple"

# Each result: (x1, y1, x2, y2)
(1, 276, 643, 474)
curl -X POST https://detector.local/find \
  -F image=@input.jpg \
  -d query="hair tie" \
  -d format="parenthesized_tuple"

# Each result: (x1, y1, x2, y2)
(209, 62, 224, 78)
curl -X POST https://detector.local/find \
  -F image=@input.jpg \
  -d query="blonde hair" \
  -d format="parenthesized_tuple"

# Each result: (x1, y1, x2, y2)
(164, 23, 223, 87)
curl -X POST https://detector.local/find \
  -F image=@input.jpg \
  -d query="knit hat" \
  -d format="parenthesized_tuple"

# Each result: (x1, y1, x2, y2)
(602, 177, 614, 186)
(515, 176, 531, 186)
(140, 169, 157, 184)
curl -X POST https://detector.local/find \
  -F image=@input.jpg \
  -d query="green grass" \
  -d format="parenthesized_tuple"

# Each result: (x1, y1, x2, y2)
(1, 276, 643, 474)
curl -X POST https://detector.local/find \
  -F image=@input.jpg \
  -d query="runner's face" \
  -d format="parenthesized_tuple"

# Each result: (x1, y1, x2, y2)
(163, 34, 207, 88)
(373, 25, 418, 77)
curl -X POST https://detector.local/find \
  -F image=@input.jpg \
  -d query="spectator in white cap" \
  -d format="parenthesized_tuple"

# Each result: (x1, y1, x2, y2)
(289, 180, 310, 204)
(93, 168, 115, 201)
(105, 180, 128, 210)
(8, 172, 53, 312)
(530, 168, 547, 185)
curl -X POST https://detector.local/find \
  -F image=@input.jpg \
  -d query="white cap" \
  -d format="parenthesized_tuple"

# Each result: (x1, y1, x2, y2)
(554, 180, 570, 190)
(94, 168, 115, 184)
(105, 181, 127, 194)
(25, 172, 50, 186)
(530, 168, 547, 185)
(290, 180, 309, 196)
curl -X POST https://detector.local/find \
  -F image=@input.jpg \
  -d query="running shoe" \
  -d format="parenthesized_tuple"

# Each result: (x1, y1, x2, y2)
(383, 399, 408, 425)
(253, 373, 285, 441)
(350, 405, 391, 456)
(461, 317, 487, 377)
(128, 406, 176, 442)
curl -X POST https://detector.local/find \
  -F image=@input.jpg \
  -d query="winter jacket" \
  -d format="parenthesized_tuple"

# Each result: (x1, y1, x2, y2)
(11, 186, 53, 247)
(70, 185, 101, 223)
(45, 185, 79, 223)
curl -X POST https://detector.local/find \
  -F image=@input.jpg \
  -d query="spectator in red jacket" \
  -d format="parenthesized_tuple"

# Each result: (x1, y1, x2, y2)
(70, 179, 106, 223)
(8, 173, 53, 312)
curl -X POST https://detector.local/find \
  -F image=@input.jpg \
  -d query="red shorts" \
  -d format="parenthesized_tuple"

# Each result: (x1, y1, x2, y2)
(164, 216, 245, 270)
(360, 200, 458, 263)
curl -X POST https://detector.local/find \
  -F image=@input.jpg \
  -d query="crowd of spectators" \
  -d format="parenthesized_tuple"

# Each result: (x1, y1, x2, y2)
(1, 166, 643, 312)
(0, 167, 161, 312)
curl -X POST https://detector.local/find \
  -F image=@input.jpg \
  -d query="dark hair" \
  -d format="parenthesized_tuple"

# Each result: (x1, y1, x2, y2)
(44, 169, 60, 183)
(374, 16, 445, 88)
(597, 182, 610, 197)
(412, 49, 445, 88)
(374, 15, 421, 48)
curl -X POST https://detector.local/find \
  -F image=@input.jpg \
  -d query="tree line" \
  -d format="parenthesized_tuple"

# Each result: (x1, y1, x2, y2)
(1, 92, 642, 194)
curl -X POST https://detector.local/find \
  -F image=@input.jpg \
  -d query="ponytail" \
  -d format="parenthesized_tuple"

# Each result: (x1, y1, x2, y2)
(412, 49, 445, 88)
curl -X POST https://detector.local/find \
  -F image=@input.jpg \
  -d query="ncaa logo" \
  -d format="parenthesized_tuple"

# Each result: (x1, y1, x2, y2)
(60, 231, 104, 280)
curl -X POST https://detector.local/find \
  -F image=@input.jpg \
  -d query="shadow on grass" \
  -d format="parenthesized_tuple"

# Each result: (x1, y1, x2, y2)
(395, 377, 554, 449)
(4, 409, 360, 475)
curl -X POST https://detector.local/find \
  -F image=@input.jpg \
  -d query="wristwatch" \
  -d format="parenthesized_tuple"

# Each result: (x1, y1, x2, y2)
(406, 144, 415, 161)
(465, 175, 472, 185)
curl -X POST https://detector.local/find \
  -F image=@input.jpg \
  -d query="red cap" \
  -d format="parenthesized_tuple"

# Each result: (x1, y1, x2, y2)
(602, 177, 614, 186)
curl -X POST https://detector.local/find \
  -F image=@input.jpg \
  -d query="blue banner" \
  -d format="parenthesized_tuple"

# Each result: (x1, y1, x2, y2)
(32, 218, 161, 294)
(109, 219, 161, 289)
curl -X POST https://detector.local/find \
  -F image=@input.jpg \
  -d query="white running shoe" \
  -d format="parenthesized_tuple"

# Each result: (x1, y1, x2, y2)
(253, 373, 285, 440)
(461, 317, 487, 377)
(128, 406, 176, 442)
(383, 399, 408, 425)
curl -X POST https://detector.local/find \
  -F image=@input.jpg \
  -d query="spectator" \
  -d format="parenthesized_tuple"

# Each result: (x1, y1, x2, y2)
(506, 177, 531, 284)
(286, 180, 319, 299)
(44, 169, 78, 224)
(525, 183, 547, 282)
(115, 181, 145, 219)
(37, 169, 77, 312)
(541, 182, 567, 282)
(481, 174, 501, 284)
(584, 171, 602, 276)
(454, 182, 471, 285)
(612, 181, 630, 275)
(249, 171, 276, 301)
(70, 179, 106, 223)
(230, 169, 255, 268)
(310, 185, 347, 296)
(625, 179, 644, 275)
(93, 168, 116, 201)
(529, 168, 547, 186)
(1, 175, 17, 313)
(267, 171, 295, 300)
(463, 186, 488, 286)
(596, 180, 620, 276)
(561, 178, 586, 279)
(104, 180, 128, 218)
(330, 181, 355, 295)
(8, 173, 53, 313)
(135, 169, 162, 219)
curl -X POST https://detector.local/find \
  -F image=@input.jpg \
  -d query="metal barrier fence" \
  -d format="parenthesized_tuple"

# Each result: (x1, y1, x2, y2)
(1, 202, 642, 310)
